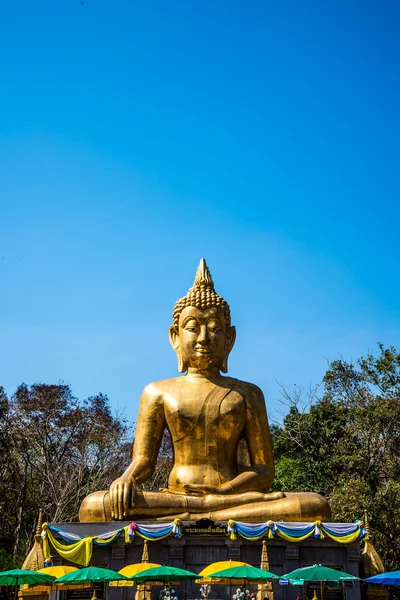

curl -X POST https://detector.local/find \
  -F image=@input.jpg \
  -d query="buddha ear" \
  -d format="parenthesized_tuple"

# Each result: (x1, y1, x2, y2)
(169, 325, 188, 373)
(221, 325, 236, 373)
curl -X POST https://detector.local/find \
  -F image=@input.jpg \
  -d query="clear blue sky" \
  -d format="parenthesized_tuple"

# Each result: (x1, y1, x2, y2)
(1, 0, 399, 423)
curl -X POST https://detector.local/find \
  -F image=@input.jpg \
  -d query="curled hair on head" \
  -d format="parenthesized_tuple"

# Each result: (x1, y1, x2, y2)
(172, 259, 231, 328)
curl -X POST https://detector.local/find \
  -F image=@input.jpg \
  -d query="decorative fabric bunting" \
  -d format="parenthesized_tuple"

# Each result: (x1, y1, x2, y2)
(226, 520, 366, 543)
(42, 519, 364, 567)
(42, 524, 93, 567)
(42, 520, 182, 567)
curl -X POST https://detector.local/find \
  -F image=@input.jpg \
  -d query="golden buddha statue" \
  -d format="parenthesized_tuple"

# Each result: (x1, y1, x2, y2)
(79, 259, 330, 523)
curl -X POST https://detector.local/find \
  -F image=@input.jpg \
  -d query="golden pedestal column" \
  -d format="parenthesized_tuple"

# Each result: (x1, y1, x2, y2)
(135, 540, 152, 600)
(257, 540, 274, 600)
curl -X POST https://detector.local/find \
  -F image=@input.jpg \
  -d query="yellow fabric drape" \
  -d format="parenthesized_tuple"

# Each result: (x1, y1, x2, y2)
(94, 531, 121, 545)
(277, 529, 315, 542)
(45, 529, 93, 567)
(321, 527, 361, 544)
(124, 526, 132, 544)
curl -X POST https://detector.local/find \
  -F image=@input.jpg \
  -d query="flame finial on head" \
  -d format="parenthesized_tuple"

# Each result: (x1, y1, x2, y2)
(193, 258, 214, 288)
(172, 258, 231, 328)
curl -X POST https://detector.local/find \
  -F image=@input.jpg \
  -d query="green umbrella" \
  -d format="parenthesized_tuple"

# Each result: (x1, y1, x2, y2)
(281, 565, 360, 584)
(210, 565, 278, 583)
(55, 566, 128, 584)
(132, 565, 200, 584)
(0, 568, 56, 600)
(0, 569, 55, 586)
(281, 564, 360, 600)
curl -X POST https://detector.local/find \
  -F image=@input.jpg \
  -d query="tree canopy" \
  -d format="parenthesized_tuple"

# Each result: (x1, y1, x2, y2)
(271, 344, 400, 569)
(0, 383, 132, 565)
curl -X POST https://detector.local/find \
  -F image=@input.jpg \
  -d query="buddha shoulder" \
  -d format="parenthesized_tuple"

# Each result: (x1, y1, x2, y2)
(139, 377, 185, 401)
(233, 379, 266, 404)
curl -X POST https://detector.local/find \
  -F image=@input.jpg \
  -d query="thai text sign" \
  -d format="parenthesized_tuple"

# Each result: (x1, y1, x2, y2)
(182, 518, 227, 536)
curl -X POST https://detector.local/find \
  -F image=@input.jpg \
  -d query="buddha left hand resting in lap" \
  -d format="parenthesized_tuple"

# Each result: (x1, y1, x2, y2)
(79, 259, 331, 523)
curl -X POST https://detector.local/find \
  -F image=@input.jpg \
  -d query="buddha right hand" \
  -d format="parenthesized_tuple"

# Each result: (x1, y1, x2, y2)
(109, 475, 136, 520)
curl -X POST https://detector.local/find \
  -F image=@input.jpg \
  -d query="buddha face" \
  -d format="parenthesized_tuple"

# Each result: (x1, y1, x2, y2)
(169, 306, 236, 373)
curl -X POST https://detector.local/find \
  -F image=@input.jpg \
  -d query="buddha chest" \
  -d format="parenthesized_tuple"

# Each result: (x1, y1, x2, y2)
(164, 381, 246, 443)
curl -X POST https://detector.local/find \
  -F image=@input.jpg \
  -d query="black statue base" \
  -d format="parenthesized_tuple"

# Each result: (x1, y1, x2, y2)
(50, 522, 361, 600)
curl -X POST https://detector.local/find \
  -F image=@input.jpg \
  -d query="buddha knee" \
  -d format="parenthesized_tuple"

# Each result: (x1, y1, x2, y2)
(79, 491, 111, 522)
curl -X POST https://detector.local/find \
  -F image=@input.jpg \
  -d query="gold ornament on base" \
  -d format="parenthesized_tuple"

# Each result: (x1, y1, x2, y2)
(21, 510, 45, 571)
(359, 511, 388, 600)
(256, 540, 274, 600)
(135, 540, 152, 600)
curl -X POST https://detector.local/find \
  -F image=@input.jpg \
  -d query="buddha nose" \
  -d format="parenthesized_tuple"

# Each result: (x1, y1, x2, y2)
(197, 325, 210, 343)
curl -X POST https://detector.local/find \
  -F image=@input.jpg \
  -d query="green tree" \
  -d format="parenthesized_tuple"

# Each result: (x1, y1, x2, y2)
(271, 344, 400, 569)
(0, 383, 133, 559)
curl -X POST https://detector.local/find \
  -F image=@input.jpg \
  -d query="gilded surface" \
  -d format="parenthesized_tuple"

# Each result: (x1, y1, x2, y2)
(359, 511, 386, 580)
(21, 510, 45, 571)
(79, 259, 330, 522)
(360, 512, 388, 600)
(257, 540, 274, 600)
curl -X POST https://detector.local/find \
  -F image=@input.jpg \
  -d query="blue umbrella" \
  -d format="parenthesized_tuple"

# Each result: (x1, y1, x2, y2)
(364, 571, 400, 586)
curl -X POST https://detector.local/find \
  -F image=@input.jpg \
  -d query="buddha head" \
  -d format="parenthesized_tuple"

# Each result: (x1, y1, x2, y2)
(169, 259, 236, 373)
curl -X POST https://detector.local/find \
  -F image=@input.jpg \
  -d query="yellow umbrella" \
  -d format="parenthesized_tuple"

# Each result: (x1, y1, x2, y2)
(21, 566, 88, 593)
(38, 567, 78, 577)
(110, 563, 161, 587)
(197, 561, 251, 584)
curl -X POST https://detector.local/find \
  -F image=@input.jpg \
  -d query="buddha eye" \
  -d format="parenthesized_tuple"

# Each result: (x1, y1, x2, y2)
(208, 320, 221, 332)
(184, 320, 199, 332)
